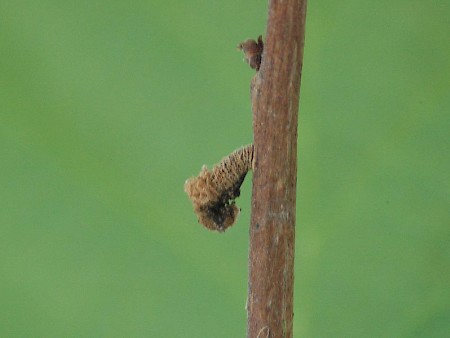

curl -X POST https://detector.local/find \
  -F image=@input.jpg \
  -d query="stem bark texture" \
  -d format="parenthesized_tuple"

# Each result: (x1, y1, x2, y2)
(247, 1, 307, 337)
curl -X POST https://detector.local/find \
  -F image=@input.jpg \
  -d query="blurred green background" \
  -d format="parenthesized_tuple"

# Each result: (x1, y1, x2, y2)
(1, 0, 449, 337)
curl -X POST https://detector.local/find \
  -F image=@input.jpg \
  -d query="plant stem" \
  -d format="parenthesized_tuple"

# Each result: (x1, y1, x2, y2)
(247, 0, 307, 337)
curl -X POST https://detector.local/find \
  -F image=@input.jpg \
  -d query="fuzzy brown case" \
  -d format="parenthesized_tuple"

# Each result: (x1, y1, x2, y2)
(184, 144, 254, 232)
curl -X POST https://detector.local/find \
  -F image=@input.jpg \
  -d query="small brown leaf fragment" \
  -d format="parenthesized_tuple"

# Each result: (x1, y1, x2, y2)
(237, 35, 264, 71)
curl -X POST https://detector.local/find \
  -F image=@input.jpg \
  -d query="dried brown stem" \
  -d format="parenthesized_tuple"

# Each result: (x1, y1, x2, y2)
(247, 0, 307, 337)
